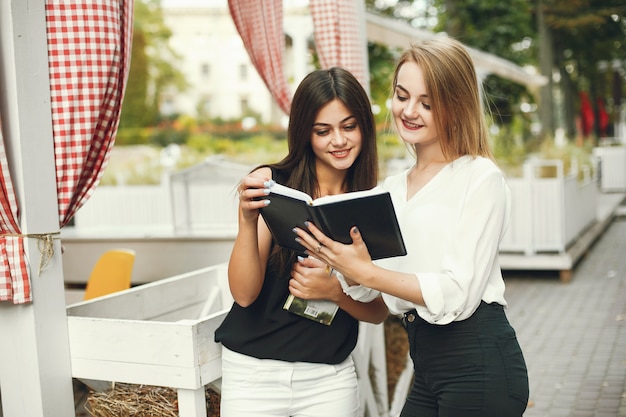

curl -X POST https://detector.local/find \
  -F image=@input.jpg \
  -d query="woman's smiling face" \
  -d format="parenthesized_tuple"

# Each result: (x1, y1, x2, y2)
(391, 61, 440, 148)
(310, 98, 362, 173)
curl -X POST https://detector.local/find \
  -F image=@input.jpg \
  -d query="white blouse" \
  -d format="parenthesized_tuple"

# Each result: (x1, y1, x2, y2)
(341, 155, 511, 325)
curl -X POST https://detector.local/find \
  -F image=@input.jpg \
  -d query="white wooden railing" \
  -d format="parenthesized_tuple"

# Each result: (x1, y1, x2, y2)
(73, 183, 240, 231)
(75, 157, 599, 258)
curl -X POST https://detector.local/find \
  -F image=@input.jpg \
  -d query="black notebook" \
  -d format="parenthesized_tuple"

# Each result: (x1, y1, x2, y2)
(258, 183, 407, 260)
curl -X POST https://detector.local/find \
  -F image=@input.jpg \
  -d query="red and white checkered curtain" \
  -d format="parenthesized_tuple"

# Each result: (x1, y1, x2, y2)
(0, 0, 133, 304)
(228, 0, 292, 115)
(48, 0, 133, 226)
(310, 0, 368, 92)
(0, 128, 29, 303)
(228, 0, 368, 115)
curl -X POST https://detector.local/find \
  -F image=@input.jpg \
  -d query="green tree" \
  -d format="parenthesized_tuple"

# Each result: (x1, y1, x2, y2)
(365, 0, 440, 130)
(120, 28, 151, 128)
(366, 0, 538, 152)
(540, 0, 626, 141)
(119, 0, 188, 129)
(367, 0, 626, 144)
(367, 42, 399, 128)
(434, 0, 537, 128)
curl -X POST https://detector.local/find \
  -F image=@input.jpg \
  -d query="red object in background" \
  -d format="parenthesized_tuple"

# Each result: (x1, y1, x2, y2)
(310, 0, 369, 92)
(596, 97, 609, 137)
(228, 0, 369, 115)
(580, 92, 595, 137)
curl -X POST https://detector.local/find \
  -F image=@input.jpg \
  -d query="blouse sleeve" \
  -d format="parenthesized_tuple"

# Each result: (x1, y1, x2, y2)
(335, 271, 381, 303)
(417, 167, 510, 324)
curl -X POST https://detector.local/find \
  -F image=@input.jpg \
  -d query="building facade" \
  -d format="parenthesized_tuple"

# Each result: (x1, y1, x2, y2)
(161, 0, 315, 126)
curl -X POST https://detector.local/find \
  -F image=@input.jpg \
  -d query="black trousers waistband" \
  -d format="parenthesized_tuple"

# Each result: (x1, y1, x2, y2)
(401, 301, 503, 328)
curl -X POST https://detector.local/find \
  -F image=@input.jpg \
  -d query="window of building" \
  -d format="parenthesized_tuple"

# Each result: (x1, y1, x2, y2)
(239, 64, 247, 81)
(197, 96, 211, 119)
(201, 63, 210, 77)
(240, 97, 249, 115)
(161, 97, 175, 117)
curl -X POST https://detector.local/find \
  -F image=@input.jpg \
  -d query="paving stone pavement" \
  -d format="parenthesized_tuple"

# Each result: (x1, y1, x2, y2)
(503, 216, 626, 417)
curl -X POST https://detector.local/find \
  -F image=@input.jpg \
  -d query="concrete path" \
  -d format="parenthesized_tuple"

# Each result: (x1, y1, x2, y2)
(503, 210, 626, 416)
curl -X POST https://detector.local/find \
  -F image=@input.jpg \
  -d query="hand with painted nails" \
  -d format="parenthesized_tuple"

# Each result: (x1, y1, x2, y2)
(236, 173, 274, 223)
(294, 222, 374, 288)
(289, 255, 343, 302)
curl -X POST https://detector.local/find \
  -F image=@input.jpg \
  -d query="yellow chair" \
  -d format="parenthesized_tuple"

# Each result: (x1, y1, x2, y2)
(83, 249, 136, 300)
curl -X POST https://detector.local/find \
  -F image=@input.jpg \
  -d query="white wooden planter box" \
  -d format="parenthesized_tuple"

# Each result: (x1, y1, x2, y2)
(593, 145, 626, 192)
(66, 264, 232, 417)
(66, 263, 397, 417)
(500, 159, 597, 255)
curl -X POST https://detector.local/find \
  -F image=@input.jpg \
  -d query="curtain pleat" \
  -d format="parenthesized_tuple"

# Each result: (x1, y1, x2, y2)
(228, 0, 292, 115)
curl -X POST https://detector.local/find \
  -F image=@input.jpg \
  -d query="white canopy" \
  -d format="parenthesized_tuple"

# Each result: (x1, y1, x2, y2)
(365, 12, 548, 88)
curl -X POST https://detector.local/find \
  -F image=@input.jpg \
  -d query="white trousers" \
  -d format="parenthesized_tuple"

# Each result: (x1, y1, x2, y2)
(220, 347, 359, 417)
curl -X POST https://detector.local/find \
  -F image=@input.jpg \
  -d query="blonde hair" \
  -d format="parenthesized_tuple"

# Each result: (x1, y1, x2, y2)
(392, 37, 493, 160)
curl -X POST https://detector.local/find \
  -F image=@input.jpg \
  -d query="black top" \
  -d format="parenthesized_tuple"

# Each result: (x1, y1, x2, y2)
(214, 170, 359, 364)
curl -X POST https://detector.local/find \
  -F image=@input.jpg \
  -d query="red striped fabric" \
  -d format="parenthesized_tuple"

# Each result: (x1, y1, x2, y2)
(0, 0, 133, 304)
(228, 0, 369, 116)
(0, 130, 30, 303)
(310, 0, 369, 91)
(47, 0, 133, 226)
(228, 0, 292, 115)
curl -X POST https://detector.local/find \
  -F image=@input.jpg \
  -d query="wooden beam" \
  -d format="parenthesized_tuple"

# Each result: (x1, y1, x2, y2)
(0, 0, 74, 416)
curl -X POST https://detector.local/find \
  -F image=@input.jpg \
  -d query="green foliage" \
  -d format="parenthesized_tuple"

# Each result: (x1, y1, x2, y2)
(108, 116, 596, 185)
(183, 120, 289, 165)
(119, 0, 188, 129)
(376, 131, 407, 161)
(366, 0, 539, 136)
(215, 134, 288, 164)
(367, 0, 625, 144)
(99, 145, 163, 185)
(149, 126, 189, 147)
(491, 124, 595, 180)
(483, 75, 536, 127)
(115, 128, 153, 146)
(107, 111, 415, 184)
(491, 122, 533, 177)
(368, 42, 400, 126)
(119, 30, 154, 129)
(543, 0, 626, 137)
(536, 137, 595, 180)
(186, 133, 213, 153)
(434, 0, 537, 128)
(114, 0, 613, 185)
(365, 0, 439, 29)
(434, 0, 536, 64)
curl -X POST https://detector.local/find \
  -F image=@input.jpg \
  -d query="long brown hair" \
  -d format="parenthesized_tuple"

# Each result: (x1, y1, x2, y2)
(392, 37, 493, 160)
(258, 67, 378, 273)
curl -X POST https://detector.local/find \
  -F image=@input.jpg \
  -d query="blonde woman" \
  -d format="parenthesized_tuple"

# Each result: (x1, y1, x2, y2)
(294, 38, 529, 417)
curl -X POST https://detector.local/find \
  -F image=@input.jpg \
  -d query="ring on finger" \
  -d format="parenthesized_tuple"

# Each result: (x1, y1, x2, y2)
(315, 243, 323, 253)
